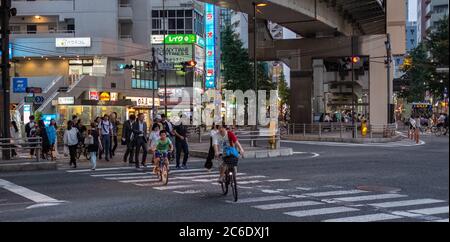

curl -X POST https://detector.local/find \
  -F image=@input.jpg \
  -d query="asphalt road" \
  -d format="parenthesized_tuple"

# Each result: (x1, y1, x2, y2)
(0, 135, 448, 222)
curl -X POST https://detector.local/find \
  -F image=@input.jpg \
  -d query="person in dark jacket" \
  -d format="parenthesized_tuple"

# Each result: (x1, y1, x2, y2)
(87, 123, 101, 171)
(37, 120, 51, 159)
(133, 113, 148, 168)
(122, 114, 136, 164)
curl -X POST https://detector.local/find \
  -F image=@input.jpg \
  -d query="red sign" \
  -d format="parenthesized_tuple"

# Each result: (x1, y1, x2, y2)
(89, 91, 99, 100)
(207, 32, 213, 38)
(26, 87, 43, 94)
(207, 14, 213, 20)
(207, 69, 214, 76)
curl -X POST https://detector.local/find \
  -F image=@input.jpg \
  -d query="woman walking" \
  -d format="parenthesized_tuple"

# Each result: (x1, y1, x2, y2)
(87, 123, 102, 171)
(37, 120, 51, 159)
(64, 121, 79, 168)
(47, 119, 57, 160)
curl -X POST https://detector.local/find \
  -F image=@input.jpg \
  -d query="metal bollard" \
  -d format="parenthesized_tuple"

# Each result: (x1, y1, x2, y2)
(303, 124, 306, 136)
(319, 123, 322, 137)
(340, 123, 343, 139)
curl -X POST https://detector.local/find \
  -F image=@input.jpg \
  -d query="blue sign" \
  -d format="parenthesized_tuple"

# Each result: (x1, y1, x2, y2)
(13, 77, 28, 93)
(0, 43, 13, 60)
(34, 96, 45, 104)
(42, 114, 58, 127)
(205, 4, 216, 89)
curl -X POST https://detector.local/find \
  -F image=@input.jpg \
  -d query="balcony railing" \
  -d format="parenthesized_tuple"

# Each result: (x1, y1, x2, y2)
(11, 30, 75, 37)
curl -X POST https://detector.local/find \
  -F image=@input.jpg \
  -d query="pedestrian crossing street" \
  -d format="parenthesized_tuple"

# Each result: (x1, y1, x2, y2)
(65, 167, 448, 222)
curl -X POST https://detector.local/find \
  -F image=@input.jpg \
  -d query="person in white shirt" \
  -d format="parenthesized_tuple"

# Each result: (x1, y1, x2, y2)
(64, 120, 79, 168)
(98, 114, 112, 161)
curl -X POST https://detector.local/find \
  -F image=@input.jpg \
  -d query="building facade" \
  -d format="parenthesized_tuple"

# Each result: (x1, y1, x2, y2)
(417, 0, 449, 43)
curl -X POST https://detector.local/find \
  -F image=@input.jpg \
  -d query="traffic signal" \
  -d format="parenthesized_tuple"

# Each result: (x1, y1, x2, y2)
(181, 60, 197, 72)
(351, 56, 360, 64)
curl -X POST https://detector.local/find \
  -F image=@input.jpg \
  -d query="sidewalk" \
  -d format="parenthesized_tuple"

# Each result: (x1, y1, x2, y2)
(282, 131, 402, 144)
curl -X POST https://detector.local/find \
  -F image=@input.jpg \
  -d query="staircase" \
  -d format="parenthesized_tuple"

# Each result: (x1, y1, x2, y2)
(16, 76, 64, 113)
(36, 75, 86, 113)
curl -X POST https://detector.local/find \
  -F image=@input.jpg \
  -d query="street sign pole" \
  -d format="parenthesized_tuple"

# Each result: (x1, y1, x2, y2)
(1, 0, 12, 160)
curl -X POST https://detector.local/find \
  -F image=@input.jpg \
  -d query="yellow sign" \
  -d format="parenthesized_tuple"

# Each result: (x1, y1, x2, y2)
(99, 92, 110, 101)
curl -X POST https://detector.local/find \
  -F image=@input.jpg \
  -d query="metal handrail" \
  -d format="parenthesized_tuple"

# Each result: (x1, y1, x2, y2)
(0, 137, 43, 162)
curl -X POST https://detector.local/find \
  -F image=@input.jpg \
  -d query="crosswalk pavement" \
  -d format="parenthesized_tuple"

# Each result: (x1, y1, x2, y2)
(232, 189, 449, 222)
(65, 167, 448, 222)
(65, 165, 292, 196)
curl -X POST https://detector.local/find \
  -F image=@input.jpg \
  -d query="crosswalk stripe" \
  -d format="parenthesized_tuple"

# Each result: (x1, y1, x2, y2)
(176, 173, 246, 179)
(433, 219, 449, 222)
(67, 167, 135, 173)
(106, 176, 155, 180)
(407, 206, 449, 215)
(335, 194, 407, 202)
(253, 201, 323, 210)
(323, 213, 402, 222)
(120, 178, 160, 183)
(231, 196, 291, 204)
(267, 179, 292, 182)
(134, 180, 189, 186)
(284, 207, 359, 218)
(192, 175, 267, 183)
(369, 199, 445, 208)
(390, 211, 424, 218)
(303, 190, 367, 197)
(238, 180, 262, 185)
(153, 185, 195, 191)
(92, 172, 148, 177)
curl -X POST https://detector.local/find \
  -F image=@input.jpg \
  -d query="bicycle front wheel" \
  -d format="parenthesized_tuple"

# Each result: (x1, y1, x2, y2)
(162, 163, 169, 185)
(230, 167, 238, 202)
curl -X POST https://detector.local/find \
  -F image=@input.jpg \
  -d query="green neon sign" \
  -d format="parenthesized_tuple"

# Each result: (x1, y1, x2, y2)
(165, 34, 197, 45)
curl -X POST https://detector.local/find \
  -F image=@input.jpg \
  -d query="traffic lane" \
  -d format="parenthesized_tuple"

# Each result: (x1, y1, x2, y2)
(241, 144, 448, 201)
(0, 169, 303, 222)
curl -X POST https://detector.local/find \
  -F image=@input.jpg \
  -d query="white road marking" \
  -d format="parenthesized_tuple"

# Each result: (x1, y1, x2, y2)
(67, 167, 135, 173)
(120, 178, 160, 183)
(303, 190, 367, 197)
(134, 180, 189, 186)
(230, 196, 291, 204)
(92, 172, 149, 177)
(323, 213, 402, 222)
(253, 201, 323, 210)
(407, 206, 449, 215)
(266, 179, 292, 182)
(369, 199, 445, 208)
(390, 211, 424, 218)
(335, 193, 407, 202)
(284, 207, 359, 218)
(174, 190, 203, 194)
(192, 176, 267, 183)
(0, 179, 65, 208)
(153, 185, 195, 191)
(433, 219, 449, 222)
(293, 152, 320, 158)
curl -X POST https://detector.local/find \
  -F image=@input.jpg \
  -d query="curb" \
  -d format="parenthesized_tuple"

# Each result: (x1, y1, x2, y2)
(0, 161, 58, 172)
(282, 135, 403, 144)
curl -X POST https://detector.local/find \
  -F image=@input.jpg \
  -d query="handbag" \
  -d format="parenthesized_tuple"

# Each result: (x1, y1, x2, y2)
(85, 135, 94, 145)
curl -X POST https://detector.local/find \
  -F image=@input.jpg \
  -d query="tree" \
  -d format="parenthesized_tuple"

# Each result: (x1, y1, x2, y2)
(221, 25, 253, 91)
(400, 43, 433, 102)
(256, 62, 276, 91)
(277, 70, 290, 121)
(425, 16, 449, 99)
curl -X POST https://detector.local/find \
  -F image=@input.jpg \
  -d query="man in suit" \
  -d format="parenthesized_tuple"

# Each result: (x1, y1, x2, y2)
(133, 113, 148, 168)
(122, 114, 136, 164)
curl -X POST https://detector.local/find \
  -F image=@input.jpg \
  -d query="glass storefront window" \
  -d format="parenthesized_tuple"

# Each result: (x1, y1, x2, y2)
(57, 105, 127, 126)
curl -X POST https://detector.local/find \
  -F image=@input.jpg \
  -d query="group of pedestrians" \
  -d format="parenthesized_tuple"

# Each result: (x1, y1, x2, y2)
(122, 113, 190, 170)
(14, 115, 58, 160)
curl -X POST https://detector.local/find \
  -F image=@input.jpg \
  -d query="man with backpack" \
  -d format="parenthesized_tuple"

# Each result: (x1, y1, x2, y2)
(213, 125, 245, 183)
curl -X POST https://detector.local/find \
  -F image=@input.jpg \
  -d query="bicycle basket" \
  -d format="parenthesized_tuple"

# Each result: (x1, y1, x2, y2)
(223, 156, 239, 166)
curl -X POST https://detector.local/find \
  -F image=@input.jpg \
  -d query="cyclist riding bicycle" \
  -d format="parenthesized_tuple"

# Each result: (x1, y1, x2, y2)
(213, 125, 245, 183)
(152, 130, 174, 174)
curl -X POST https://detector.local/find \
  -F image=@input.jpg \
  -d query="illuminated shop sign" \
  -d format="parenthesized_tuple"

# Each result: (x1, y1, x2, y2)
(205, 3, 216, 89)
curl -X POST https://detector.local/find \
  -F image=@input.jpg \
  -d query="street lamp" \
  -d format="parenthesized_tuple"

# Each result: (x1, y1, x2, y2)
(252, 1, 267, 130)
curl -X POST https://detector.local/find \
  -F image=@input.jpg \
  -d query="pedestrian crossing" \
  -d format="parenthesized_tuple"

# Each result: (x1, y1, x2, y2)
(65, 167, 448, 222)
(64, 165, 293, 196)
(227, 187, 449, 222)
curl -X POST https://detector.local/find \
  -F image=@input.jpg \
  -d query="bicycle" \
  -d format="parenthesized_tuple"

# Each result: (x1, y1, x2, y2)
(219, 155, 239, 202)
(76, 143, 90, 160)
(432, 125, 448, 137)
(155, 152, 170, 185)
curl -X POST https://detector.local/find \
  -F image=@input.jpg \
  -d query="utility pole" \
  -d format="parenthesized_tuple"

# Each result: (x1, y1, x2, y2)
(1, 0, 14, 160)
(385, 33, 392, 124)
(151, 47, 156, 119)
(253, 2, 258, 130)
(163, 0, 168, 117)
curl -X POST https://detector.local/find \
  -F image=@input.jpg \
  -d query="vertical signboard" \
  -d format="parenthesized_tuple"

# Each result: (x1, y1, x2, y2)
(24, 105, 32, 124)
(205, 3, 216, 89)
